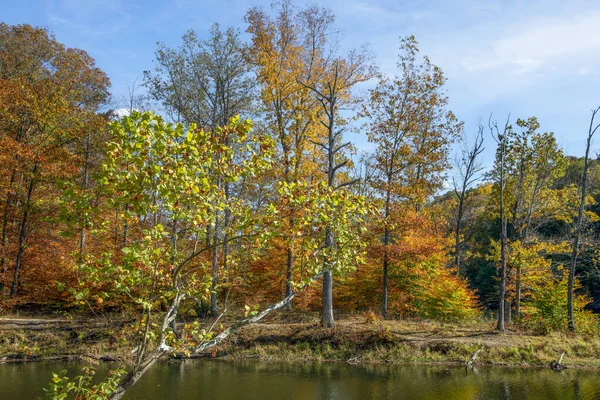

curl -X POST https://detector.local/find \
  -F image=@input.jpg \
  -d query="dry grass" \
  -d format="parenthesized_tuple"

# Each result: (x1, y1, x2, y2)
(0, 315, 135, 363)
(213, 313, 600, 368)
(2, 311, 600, 369)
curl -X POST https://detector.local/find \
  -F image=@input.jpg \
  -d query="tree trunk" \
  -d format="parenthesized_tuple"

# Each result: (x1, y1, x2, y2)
(79, 131, 91, 256)
(568, 234, 580, 331)
(79, 223, 86, 256)
(321, 97, 336, 328)
(110, 273, 324, 399)
(497, 133, 507, 333)
(211, 216, 219, 316)
(382, 186, 391, 317)
(109, 292, 185, 400)
(110, 347, 166, 400)
(321, 227, 335, 328)
(454, 192, 465, 276)
(222, 182, 230, 276)
(382, 226, 390, 317)
(284, 193, 296, 308)
(0, 168, 17, 294)
(122, 203, 129, 248)
(10, 164, 37, 296)
(321, 221, 336, 327)
(322, 269, 334, 328)
(497, 238, 507, 333)
(171, 219, 178, 259)
(1, 127, 28, 294)
(568, 107, 598, 332)
(515, 265, 521, 318)
(285, 246, 294, 309)
(205, 224, 211, 248)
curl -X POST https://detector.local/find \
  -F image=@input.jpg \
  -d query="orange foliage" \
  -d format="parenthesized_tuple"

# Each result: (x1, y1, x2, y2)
(0, 23, 110, 301)
(337, 205, 480, 321)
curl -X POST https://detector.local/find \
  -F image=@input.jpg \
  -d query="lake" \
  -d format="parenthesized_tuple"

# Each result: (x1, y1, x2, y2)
(1, 360, 599, 399)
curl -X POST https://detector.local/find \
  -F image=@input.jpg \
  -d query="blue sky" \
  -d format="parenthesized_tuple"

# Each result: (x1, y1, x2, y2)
(3, 0, 600, 165)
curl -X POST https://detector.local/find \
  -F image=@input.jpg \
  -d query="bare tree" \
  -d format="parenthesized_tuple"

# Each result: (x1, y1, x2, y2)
(568, 106, 600, 332)
(349, 153, 377, 199)
(120, 78, 150, 115)
(490, 115, 511, 333)
(453, 124, 485, 276)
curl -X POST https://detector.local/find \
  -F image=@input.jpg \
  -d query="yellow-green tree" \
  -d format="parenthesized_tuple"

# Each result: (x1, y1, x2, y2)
(498, 118, 566, 316)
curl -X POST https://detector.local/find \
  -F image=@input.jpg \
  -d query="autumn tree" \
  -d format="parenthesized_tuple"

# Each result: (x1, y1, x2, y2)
(245, 1, 329, 306)
(296, 14, 376, 327)
(500, 117, 567, 316)
(360, 36, 460, 316)
(486, 239, 598, 334)
(69, 112, 273, 397)
(485, 115, 567, 327)
(338, 200, 480, 321)
(0, 23, 110, 296)
(51, 111, 369, 398)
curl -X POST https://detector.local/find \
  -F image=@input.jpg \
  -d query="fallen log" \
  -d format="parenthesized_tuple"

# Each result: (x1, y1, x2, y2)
(465, 348, 482, 368)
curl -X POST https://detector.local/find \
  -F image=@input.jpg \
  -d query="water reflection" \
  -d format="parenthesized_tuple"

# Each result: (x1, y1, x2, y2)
(1, 359, 599, 399)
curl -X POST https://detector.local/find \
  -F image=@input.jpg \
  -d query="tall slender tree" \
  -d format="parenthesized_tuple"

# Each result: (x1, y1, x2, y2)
(490, 116, 511, 332)
(502, 117, 566, 316)
(568, 106, 600, 332)
(298, 36, 376, 327)
(246, 1, 326, 306)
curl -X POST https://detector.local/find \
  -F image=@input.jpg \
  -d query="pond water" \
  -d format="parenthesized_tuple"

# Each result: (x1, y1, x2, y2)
(1, 359, 600, 399)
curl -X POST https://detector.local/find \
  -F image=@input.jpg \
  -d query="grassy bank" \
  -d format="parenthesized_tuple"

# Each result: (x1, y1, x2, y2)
(0, 315, 134, 363)
(2, 312, 600, 369)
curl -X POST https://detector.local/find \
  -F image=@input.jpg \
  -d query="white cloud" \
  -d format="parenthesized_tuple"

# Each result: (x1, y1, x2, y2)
(458, 12, 600, 74)
(490, 12, 600, 69)
(111, 108, 136, 119)
(424, 9, 600, 107)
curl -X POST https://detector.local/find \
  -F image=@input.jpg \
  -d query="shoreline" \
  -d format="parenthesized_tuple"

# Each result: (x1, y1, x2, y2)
(3, 354, 600, 371)
(2, 314, 600, 370)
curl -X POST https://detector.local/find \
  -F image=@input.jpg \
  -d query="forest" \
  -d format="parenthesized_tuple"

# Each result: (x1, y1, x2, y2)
(1, 1, 600, 398)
